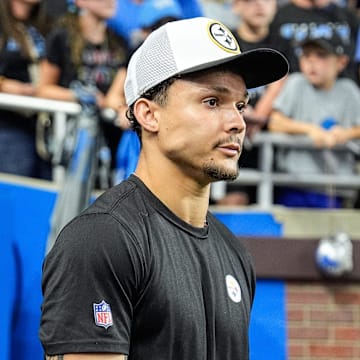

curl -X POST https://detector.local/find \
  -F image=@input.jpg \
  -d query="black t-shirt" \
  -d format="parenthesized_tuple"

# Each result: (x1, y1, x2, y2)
(40, 175, 256, 359)
(270, 2, 359, 81)
(0, 26, 45, 130)
(45, 27, 130, 165)
(45, 26, 129, 93)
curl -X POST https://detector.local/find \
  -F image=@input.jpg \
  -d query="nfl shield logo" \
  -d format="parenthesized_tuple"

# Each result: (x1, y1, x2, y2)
(93, 300, 113, 329)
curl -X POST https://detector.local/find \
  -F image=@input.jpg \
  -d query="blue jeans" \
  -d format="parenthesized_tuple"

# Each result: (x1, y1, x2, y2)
(0, 127, 51, 180)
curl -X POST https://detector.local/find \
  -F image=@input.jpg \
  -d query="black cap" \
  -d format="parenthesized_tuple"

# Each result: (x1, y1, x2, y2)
(300, 33, 347, 56)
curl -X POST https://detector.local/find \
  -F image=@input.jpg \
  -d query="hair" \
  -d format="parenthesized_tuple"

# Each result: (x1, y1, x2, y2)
(126, 76, 179, 140)
(0, 0, 49, 59)
(56, 9, 127, 70)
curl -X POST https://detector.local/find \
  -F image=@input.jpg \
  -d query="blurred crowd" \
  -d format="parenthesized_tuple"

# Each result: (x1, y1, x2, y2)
(1, 0, 360, 208)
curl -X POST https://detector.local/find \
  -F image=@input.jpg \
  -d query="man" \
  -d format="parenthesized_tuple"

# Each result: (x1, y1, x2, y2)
(40, 17, 288, 359)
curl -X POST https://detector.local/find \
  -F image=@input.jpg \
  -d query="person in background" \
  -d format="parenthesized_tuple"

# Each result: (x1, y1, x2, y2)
(44, 0, 67, 18)
(269, 34, 360, 208)
(200, 0, 239, 28)
(107, 0, 203, 48)
(37, 0, 130, 186)
(131, 0, 183, 47)
(0, 0, 52, 179)
(40, 17, 289, 358)
(270, 0, 360, 85)
(213, 0, 288, 205)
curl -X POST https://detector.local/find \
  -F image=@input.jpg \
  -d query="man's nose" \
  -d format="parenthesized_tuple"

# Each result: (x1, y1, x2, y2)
(225, 106, 246, 133)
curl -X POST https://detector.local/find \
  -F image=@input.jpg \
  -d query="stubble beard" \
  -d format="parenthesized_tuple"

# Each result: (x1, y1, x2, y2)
(202, 161, 240, 182)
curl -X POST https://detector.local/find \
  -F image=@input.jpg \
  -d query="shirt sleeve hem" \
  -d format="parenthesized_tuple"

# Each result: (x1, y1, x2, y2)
(43, 341, 129, 355)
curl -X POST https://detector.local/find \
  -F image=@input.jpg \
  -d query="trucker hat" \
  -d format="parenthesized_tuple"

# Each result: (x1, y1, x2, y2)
(124, 17, 289, 106)
(300, 33, 347, 56)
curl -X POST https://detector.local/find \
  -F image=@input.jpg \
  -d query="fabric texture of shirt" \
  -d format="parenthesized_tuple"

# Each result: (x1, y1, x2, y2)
(40, 175, 256, 359)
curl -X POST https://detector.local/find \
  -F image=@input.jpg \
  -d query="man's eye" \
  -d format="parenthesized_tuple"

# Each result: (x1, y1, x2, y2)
(237, 103, 247, 113)
(205, 98, 218, 107)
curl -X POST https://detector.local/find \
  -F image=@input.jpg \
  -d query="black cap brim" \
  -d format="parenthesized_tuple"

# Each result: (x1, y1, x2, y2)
(223, 48, 289, 89)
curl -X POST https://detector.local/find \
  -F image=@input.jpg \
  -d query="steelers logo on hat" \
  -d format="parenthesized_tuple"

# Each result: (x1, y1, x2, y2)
(208, 21, 240, 54)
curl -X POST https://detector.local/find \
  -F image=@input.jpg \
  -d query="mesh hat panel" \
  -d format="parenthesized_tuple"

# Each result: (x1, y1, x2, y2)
(135, 30, 178, 97)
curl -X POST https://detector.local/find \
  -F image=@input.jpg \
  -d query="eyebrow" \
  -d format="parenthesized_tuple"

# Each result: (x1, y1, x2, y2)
(203, 84, 250, 102)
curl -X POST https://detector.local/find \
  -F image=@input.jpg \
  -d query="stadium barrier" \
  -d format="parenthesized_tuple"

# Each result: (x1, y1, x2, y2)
(1, 93, 360, 208)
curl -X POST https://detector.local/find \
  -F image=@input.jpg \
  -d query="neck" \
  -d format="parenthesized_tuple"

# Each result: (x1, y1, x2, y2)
(11, 0, 34, 21)
(237, 23, 268, 43)
(79, 11, 107, 44)
(135, 153, 210, 228)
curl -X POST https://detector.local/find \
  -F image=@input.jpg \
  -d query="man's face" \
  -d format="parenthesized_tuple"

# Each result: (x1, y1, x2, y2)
(152, 70, 248, 184)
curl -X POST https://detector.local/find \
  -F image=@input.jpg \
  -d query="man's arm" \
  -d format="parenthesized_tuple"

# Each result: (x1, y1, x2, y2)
(46, 355, 127, 359)
(269, 110, 336, 148)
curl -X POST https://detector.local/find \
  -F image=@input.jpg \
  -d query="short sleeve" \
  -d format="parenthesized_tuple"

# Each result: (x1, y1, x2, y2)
(40, 212, 146, 355)
(45, 28, 69, 68)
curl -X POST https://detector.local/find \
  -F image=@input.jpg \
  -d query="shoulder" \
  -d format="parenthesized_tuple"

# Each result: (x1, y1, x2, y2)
(282, 72, 308, 90)
(336, 77, 360, 89)
(107, 28, 130, 50)
(273, 3, 298, 19)
(46, 26, 69, 45)
(65, 178, 154, 248)
(208, 213, 256, 298)
(335, 77, 360, 97)
(207, 213, 254, 267)
(50, 180, 151, 273)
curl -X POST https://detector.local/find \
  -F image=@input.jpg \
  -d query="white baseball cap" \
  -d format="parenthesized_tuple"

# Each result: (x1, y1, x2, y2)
(125, 17, 289, 106)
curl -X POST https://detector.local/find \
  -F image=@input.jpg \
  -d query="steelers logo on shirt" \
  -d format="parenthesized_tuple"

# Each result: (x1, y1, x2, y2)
(225, 274, 242, 303)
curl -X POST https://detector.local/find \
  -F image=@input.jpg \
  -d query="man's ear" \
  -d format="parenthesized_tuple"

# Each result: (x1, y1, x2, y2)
(133, 98, 160, 133)
(337, 54, 350, 73)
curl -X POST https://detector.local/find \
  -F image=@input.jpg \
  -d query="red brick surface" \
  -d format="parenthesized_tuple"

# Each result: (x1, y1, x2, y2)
(287, 283, 360, 359)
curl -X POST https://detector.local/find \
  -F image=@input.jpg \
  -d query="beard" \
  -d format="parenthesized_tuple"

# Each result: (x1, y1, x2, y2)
(202, 161, 240, 181)
(202, 134, 242, 181)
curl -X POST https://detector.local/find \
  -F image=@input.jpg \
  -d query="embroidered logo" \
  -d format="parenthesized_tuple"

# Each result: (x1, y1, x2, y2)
(93, 300, 113, 329)
(208, 22, 240, 54)
(225, 274, 242, 303)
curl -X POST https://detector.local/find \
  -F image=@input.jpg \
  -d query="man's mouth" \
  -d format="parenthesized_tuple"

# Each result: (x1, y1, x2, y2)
(217, 143, 241, 156)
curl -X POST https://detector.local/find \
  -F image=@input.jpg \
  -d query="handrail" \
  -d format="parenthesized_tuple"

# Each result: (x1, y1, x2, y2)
(230, 132, 360, 208)
(1, 93, 359, 208)
(0, 93, 81, 182)
(0, 93, 81, 114)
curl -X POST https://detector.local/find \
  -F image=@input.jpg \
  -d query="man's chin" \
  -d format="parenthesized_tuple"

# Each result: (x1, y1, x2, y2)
(204, 166, 239, 182)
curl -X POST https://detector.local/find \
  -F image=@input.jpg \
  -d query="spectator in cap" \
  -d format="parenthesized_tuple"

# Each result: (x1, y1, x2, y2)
(269, 33, 360, 208)
(269, 0, 360, 85)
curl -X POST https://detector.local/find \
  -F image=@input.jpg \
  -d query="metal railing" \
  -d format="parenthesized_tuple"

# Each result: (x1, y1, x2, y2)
(212, 132, 360, 208)
(1, 93, 360, 208)
(0, 93, 81, 182)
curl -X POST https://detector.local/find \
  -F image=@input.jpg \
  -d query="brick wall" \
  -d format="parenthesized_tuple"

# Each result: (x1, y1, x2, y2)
(287, 283, 360, 359)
